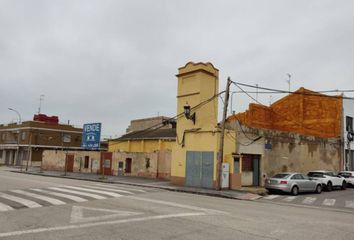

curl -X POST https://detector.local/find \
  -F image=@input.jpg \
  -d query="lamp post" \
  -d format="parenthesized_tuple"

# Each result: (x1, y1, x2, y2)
(8, 108, 22, 168)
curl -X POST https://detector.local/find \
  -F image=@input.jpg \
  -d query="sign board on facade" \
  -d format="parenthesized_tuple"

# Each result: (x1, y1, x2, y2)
(81, 123, 102, 149)
(265, 143, 272, 150)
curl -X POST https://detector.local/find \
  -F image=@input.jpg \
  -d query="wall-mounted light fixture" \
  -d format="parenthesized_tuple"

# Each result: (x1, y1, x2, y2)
(183, 102, 196, 124)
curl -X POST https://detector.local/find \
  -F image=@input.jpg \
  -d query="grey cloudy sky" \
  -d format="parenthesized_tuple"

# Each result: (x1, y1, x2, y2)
(1, 0, 354, 138)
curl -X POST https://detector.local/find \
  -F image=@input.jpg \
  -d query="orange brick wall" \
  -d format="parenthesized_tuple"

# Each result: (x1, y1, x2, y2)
(229, 88, 342, 138)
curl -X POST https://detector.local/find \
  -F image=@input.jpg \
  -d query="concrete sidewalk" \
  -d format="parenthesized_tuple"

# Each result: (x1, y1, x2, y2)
(8, 167, 265, 201)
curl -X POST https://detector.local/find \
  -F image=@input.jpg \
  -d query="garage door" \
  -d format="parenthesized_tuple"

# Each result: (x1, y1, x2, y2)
(186, 151, 214, 189)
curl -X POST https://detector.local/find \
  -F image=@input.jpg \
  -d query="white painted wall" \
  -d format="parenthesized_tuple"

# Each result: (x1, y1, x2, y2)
(241, 171, 253, 186)
(343, 98, 354, 150)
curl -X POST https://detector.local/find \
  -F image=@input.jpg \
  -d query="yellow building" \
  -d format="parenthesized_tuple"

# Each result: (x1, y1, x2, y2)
(171, 62, 237, 188)
(108, 118, 176, 179)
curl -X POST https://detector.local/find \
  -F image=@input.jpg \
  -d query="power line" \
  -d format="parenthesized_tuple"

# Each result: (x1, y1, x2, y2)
(109, 91, 226, 146)
(231, 82, 341, 137)
(233, 81, 354, 100)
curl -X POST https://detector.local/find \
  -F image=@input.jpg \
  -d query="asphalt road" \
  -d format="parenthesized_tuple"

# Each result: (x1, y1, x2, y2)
(259, 187, 354, 211)
(0, 168, 354, 240)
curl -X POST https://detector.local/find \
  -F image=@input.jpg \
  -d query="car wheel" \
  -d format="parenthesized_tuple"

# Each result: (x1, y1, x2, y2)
(341, 181, 347, 190)
(291, 186, 299, 196)
(315, 184, 322, 194)
(326, 182, 333, 192)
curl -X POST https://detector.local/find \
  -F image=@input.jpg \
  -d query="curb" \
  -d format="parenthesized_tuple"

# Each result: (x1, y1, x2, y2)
(11, 170, 261, 201)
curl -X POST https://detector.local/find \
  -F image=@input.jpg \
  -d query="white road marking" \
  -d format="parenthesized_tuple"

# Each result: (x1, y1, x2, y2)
(48, 187, 106, 200)
(263, 195, 280, 200)
(0, 202, 14, 212)
(126, 196, 228, 215)
(93, 184, 147, 193)
(62, 186, 122, 198)
(302, 197, 317, 205)
(0, 212, 206, 238)
(345, 201, 354, 208)
(31, 189, 87, 203)
(282, 196, 297, 202)
(11, 190, 65, 206)
(83, 185, 133, 195)
(322, 199, 336, 206)
(0, 192, 42, 208)
(70, 206, 143, 223)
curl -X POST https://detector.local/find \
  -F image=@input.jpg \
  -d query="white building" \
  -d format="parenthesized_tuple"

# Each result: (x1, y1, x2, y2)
(343, 98, 354, 170)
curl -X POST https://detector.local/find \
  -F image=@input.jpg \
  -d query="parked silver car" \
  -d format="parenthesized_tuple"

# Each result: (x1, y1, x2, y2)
(265, 173, 322, 195)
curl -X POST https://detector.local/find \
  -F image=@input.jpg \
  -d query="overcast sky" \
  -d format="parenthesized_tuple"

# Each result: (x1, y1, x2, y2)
(1, 0, 354, 138)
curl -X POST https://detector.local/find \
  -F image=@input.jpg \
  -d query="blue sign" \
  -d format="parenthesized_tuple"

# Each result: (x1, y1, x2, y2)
(265, 143, 272, 150)
(82, 123, 102, 149)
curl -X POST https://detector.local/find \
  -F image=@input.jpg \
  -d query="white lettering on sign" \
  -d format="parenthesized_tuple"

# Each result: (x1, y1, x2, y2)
(84, 124, 100, 132)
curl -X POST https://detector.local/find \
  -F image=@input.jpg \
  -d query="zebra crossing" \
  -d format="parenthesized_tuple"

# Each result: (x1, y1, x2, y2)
(0, 184, 152, 212)
(261, 194, 354, 209)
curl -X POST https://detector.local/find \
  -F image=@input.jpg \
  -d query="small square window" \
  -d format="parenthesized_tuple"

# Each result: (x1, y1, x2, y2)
(21, 132, 26, 141)
(63, 134, 71, 143)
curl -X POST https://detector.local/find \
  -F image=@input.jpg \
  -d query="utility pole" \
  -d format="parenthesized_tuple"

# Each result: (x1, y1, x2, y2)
(62, 132, 68, 176)
(25, 131, 32, 171)
(216, 77, 232, 191)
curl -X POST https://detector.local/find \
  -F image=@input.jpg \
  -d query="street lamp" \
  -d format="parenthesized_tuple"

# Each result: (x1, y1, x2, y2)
(8, 108, 22, 168)
(8, 108, 21, 124)
(183, 102, 196, 124)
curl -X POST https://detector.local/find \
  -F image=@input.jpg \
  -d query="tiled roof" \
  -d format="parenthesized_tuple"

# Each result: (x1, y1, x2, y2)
(116, 128, 176, 140)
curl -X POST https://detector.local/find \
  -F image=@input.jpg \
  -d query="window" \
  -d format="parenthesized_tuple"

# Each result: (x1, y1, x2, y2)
(346, 116, 353, 132)
(272, 174, 290, 179)
(324, 172, 335, 177)
(21, 132, 26, 141)
(308, 172, 324, 178)
(234, 157, 240, 174)
(63, 134, 71, 143)
(84, 156, 89, 168)
(145, 158, 150, 169)
(2, 133, 6, 141)
(291, 174, 303, 180)
(242, 156, 253, 172)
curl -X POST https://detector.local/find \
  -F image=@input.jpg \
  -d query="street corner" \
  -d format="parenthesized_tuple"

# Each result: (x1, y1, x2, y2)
(234, 193, 263, 201)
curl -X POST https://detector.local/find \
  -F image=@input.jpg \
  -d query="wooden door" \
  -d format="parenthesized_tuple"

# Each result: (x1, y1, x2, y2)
(66, 154, 74, 172)
(100, 152, 113, 175)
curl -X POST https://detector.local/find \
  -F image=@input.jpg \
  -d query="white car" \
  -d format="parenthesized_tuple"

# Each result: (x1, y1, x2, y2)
(307, 170, 346, 191)
(338, 171, 354, 187)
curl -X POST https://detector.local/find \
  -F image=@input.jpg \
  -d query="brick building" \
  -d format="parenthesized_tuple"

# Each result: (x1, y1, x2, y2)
(227, 87, 354, 187)
(0, 114, 83, 168)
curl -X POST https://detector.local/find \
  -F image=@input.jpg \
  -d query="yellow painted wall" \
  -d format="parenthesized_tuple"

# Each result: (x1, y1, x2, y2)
(172, 130, 235, 180)
(108, 139, 175, 153)
(171, 62, 236, 185)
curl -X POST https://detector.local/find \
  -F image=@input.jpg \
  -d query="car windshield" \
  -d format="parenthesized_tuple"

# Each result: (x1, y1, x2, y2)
(324, 172, 335, 177)
(338, 172, 351, 178)
(308, 172, 324, 177)
(272, 174, 290, 179)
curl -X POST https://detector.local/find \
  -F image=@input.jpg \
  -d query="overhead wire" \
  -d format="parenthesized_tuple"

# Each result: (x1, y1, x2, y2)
(231, 81, 341, 137)
(233, 81, 354, 100)
(109, 90, 226, 146)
